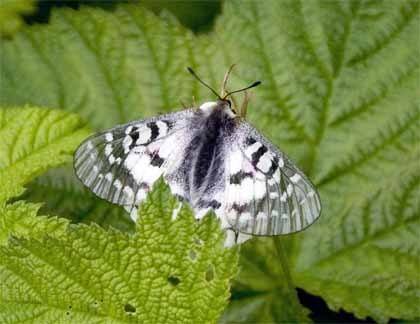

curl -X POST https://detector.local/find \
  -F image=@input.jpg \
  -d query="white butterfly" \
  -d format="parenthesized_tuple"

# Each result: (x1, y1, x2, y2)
(74, 67, 321, 246)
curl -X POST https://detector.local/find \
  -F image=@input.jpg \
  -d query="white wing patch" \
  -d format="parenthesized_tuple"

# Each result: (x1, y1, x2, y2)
(223, 131, 321, 236)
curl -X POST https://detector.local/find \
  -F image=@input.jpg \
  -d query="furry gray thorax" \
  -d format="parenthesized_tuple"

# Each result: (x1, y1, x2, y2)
(181, 104, 237, 207)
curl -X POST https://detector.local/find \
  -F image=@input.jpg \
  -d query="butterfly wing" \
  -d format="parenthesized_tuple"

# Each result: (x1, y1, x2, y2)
(74, 109, 194, 210)
(224, 122, 321, 236)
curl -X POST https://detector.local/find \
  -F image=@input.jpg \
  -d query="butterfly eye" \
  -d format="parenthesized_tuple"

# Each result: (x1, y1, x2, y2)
(224, 100, 236, 114)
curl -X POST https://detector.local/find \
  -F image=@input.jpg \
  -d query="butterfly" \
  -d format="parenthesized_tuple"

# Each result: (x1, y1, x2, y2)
(74, 66, 321, 246)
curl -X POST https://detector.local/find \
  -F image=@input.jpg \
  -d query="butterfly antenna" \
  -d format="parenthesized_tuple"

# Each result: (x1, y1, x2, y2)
(187, 67, 222, 100)
(221, 64, 236, 97)
(223, 81, 261, 99)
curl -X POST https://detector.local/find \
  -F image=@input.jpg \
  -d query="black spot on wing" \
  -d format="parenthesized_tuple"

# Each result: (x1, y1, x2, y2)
(147, 122, 160, 141)
(130, 132, 139, 143)
(231, 203, 247, 213)
(198, 199, 222, 209)
(230, 170, 253, 184)
(139, 182, 150, 190)
(129, 131, 139, 150)
(174, 194, 185, 202)
(231, 199, 266, 215)
(163, 120, 174, 129)
(150, 154, 164, 167)
(246, 137, 256, 145)
(251, 145, 268, 166)
(267, 155, 279, 177)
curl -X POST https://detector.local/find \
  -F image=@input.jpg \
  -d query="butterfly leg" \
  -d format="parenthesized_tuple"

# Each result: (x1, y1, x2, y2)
(224, 228, 252, 247)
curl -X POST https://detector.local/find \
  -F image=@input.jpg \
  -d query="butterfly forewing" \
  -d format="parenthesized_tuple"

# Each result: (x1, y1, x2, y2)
(74, 109, 194, 209)
(224, 122, 321, 236)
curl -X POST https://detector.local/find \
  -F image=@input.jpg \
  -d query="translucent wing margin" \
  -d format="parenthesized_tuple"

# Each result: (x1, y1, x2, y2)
(74, 109, 193, 209)
(224, 123, 321, 236)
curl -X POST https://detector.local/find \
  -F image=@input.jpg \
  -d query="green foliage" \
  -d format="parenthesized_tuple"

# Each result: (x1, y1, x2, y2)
(0, 106, 90, 202)
(0, 0, 419, 322)
(0, 106, 88, 243)
(221, 236, 312, 323)
(0, 0, 34, 37)
(0, 200, 68, 244)
(0, 106, 238, 323)
(217, 1, 419, 322)
(0, 179, 238, 323)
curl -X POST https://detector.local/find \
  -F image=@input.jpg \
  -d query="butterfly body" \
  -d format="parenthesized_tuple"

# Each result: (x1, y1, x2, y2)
(74, 70, 321, 246)
(175, 101, 234, 210)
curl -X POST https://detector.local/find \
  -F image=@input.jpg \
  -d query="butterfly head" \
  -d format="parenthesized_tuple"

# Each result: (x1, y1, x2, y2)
(199, 99, 236, 118)
(187, 66, 260, 119)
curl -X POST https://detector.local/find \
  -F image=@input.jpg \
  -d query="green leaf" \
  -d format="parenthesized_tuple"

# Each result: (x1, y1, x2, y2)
(0, 201, 68, 244)
(0, 179, 238, 323)
(221, 237, 311, 323)
(0, 106, 90, 202)
(216, 1, 419, 322)
(0, 106, 90, 242)
(0, 0, 35, 37)
(0, 5, 220, 130)
(0, 1, 419, 322)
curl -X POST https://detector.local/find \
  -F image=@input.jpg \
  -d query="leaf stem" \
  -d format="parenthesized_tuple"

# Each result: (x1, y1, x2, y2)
(274, 236, 311, 321)
(273, 236, 295, 295)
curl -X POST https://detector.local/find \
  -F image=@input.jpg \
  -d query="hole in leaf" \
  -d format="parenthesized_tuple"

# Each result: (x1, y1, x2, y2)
(189, 250, 197, 260)
(68, 305, 72, 309)
(167, 275, 181, 286)
(124, 303, 136, 313)
(66, 311, 70, 316)
(205, 265, 214, 282)
(194, 238, 203, 245)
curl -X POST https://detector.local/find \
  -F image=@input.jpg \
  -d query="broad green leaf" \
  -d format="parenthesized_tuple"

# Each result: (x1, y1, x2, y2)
(216, 1, 419, 322)
(0, 201, 68, 244)
(0, 0, 34, 37)
(0, 106, 90, 202)
(0, 5, 223, 130)
(0, 106, 90, 242)
(221, 236, 311, 323)
(0, 180, 238, 323)
(0, 1, 419, 322)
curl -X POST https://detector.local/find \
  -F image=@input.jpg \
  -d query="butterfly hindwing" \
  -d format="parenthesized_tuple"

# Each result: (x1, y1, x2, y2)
(224, 122, 321, 236)
(74, 109, 193, 209)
